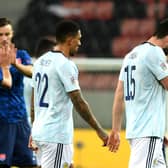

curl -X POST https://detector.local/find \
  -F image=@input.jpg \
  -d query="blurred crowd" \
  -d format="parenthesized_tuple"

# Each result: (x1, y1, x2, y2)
(13, 0, 168, 58)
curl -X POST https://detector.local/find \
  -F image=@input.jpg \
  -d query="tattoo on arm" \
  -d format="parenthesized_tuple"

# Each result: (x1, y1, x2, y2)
(69, 90, 101, 131)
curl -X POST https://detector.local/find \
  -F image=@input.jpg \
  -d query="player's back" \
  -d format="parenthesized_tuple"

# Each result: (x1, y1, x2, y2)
(32, 51, 79, 143)
(121, 42, 167, 139)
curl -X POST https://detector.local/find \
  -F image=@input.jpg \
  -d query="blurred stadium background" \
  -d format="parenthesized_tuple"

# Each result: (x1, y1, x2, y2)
(1, 0, 168, 167)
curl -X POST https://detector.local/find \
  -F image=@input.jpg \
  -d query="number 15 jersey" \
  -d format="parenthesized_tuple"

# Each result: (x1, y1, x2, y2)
(31, 51, 80, 144)
(119, 42, 168, 139)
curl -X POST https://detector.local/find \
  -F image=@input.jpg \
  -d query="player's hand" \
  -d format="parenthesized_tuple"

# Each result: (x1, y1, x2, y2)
(9, 43, 17, 65)
(164, 136, 168, 146)
(28, 135, 38, 152)
(0, 43, 16, 67)
(102, 134, 109, 147)
(107, 130, 120, 152)
(0, 44, 10, 67)
(96, 129, 108, 147)
(70, 163, 74, 168)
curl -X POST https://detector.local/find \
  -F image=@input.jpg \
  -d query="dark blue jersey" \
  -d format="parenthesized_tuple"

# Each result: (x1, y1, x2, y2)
(0, 50, 32, 123)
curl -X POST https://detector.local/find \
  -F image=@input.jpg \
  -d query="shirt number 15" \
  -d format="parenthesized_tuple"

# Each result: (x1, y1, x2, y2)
(124, 65, 136, 101)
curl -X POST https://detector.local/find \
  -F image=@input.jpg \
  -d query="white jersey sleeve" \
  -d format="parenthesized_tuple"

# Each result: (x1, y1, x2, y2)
(58, 60, 80, 92)
(144, 46, 168, 80)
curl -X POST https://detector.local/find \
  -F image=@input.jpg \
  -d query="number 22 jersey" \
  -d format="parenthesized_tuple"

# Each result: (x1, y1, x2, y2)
(31, 51, 80, 144)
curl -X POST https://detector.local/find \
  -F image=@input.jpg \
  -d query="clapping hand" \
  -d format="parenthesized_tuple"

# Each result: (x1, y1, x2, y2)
(0, 42, 16, 67)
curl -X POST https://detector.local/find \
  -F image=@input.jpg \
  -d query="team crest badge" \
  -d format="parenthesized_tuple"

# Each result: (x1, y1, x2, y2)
(63, 162, 69, 168)
(70, 76, 75, 84)
(160, 62, 167, 70)
(0, 154, 6, 161)
(16, 58, 22, 64)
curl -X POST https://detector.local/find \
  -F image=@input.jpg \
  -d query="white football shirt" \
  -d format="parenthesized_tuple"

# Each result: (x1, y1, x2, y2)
(119, 42, 168, 139)
(31, 51, 80, 144)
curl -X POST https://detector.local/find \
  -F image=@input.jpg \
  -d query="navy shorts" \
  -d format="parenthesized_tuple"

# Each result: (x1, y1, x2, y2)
(0, 118, 37, 166)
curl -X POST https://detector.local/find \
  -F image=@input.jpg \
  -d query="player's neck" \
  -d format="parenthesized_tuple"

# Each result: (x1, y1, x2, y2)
(54, 44, 70, 58)
(148, 36, 165, 48)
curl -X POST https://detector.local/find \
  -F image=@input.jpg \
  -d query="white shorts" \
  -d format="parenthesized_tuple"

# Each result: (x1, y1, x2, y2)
(34, 141, 73, 168)
(128, 137, 166, 168)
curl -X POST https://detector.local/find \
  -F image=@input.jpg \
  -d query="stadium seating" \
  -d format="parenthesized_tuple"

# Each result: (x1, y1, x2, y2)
(14, 0, 168, 58)
(79, 72, 119, 90)
(146, 2, 167, 19)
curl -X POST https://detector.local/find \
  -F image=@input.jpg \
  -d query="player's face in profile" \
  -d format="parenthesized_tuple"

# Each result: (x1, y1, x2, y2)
(0, 24, 13, 46)
(69, 30, 81, 56)
(163, 35, 168, 49)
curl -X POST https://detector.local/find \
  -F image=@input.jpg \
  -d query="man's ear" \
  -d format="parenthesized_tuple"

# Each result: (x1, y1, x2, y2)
(67, 36, 73, 46)
(11, 31, 14, 43)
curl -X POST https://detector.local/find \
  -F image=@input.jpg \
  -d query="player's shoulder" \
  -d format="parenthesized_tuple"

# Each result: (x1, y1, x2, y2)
(49, 51, 72, 66)
(133, 42, 158, 57)
(142, 42, 161, 54)
(34, 51, 68, 67)
(17, 49, 29, 55)
(16, 49, 31, 59)
(143, 43, 163, 60)
(42, 51, 65, 60)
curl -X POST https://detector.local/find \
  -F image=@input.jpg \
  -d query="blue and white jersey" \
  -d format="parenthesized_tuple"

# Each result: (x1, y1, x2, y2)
(119, 42, 168, 139)
(31, 51, 80, 144)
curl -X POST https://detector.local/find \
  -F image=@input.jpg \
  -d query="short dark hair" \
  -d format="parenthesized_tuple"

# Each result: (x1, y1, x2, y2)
(0, 17, 12, 27)
(55, 20, 80, 43)
(154, 18, 168, 38)
(35, 37, 57, 58)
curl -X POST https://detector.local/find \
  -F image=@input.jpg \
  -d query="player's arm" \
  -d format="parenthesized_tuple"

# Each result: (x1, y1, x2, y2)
(12, 63, 33, 78)
(30, 88, 34, 124)
(10, 48, 33, 78)
(68, 90, 108, 146)
(160, 76, 168, 90)
(0, 66, 12, 88)
(107, 80, 125, 152)
(28, 88, 39, 151)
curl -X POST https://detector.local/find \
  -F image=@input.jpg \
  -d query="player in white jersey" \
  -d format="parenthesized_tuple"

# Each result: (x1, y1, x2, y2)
(24, 37, 57, 125)
(107, 18, 168, 168)
(28, 20, 108, 168)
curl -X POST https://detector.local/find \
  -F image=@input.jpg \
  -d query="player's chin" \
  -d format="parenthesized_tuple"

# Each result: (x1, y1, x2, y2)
(70, 50, 78, 57)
